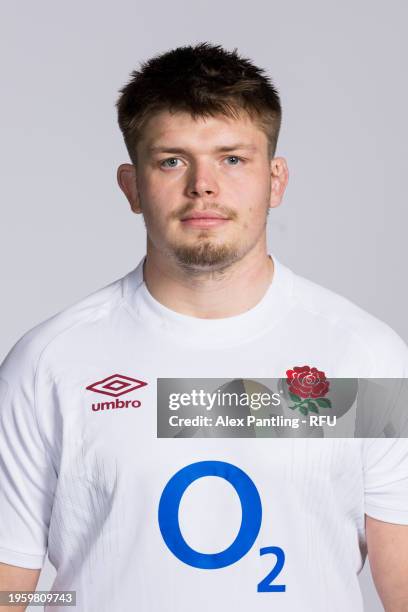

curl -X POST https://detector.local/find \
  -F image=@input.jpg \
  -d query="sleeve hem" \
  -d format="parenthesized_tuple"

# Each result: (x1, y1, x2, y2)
(0, 546, 45, 569)
(365, 504, 408, 525)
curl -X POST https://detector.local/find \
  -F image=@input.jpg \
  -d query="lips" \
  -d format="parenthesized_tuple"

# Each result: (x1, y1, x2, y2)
(181, 211, 229, 221)
(180, 212, 230, 229)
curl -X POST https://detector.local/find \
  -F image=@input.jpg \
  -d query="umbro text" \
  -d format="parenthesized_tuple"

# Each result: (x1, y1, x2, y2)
(92, 398, 142, 412)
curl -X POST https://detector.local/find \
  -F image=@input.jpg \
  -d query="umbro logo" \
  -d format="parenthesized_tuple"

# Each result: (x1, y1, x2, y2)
(86, 373, 148, 413)
(86, 373, 148, 397)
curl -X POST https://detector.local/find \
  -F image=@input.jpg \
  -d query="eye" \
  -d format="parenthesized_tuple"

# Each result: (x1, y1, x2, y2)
(160, 157, 181, 168)
(225, 155, 243, 165)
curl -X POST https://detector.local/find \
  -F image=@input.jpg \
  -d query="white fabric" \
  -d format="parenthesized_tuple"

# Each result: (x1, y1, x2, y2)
(0, 252, 407, 611)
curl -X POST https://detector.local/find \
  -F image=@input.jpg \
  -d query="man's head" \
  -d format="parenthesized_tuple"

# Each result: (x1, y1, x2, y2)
(116, 43, 288, 273)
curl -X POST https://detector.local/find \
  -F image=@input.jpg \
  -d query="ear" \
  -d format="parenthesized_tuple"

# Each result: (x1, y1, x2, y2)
(117, 163, 142, 214)
(269, 157, 289, 209)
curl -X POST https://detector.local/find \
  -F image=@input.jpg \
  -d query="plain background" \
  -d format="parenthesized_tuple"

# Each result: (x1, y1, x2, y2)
(1, 1, 407, 610)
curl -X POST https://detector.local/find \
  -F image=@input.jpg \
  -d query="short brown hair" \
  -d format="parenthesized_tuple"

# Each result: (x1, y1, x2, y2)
(116, 42, 282, 164)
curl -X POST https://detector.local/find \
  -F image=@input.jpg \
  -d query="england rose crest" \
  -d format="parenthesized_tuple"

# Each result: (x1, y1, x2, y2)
(285, 365, 332, 416)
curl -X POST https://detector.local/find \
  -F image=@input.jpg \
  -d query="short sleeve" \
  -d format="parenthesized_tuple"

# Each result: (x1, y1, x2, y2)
(361, 324, 408, 524)
(0, 335, 58, 569)
(363, 436, 408, 524)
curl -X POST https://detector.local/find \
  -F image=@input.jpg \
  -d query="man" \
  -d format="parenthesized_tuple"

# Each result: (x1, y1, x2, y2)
(0, 42, 407, 611)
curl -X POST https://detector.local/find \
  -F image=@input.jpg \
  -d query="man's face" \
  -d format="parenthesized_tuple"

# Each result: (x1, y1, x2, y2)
(129, 109, 284, 271)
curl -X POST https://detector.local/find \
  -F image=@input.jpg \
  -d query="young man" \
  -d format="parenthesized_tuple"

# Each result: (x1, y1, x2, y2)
(0, 43, 407, 611)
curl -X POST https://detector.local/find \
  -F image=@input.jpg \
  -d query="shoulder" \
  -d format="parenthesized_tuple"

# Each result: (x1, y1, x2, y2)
(290, 269, 408, 376)
(0, 274, 125, 383)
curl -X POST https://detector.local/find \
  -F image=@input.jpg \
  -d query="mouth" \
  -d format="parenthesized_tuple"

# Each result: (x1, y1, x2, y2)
(180, 211, 231, 229)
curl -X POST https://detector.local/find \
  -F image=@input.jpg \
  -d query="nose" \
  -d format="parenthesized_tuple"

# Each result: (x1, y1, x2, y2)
(185, 161, 219, 198)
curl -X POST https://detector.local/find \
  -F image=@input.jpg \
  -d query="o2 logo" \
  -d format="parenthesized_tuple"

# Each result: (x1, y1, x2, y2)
(158, 460, 286, 592)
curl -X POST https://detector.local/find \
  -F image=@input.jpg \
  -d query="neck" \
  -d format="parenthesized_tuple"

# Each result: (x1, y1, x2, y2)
(142, 241, 274, 319)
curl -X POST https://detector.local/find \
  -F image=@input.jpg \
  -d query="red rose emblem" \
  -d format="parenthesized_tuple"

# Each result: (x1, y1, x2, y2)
(286, 365, 329, 399)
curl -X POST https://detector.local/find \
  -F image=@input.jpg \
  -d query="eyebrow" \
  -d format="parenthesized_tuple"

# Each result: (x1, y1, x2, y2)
(148, 143, 258, 155)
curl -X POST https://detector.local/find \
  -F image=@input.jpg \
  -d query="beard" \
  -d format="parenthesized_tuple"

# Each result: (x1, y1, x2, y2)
(170, 208, 270, 271)
(171, 238, 240, 271)
(144, 202, 271, 274)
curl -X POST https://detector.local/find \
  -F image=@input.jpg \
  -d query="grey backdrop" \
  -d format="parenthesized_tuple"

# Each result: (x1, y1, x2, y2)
(1, 1, 407, 610)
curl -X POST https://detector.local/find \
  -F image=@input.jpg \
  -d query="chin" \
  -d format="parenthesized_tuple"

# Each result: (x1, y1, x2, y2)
(171, 241, 241, 268)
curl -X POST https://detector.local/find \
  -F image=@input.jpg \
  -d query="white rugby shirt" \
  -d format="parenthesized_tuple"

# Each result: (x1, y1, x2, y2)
(1, 252, 407, 611)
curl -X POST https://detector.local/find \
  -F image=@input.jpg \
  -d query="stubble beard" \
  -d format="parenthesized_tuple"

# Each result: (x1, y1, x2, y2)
(144, 202, 270, 274)
(172, 238, 240, 271)
(171, 207, 270, 271)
